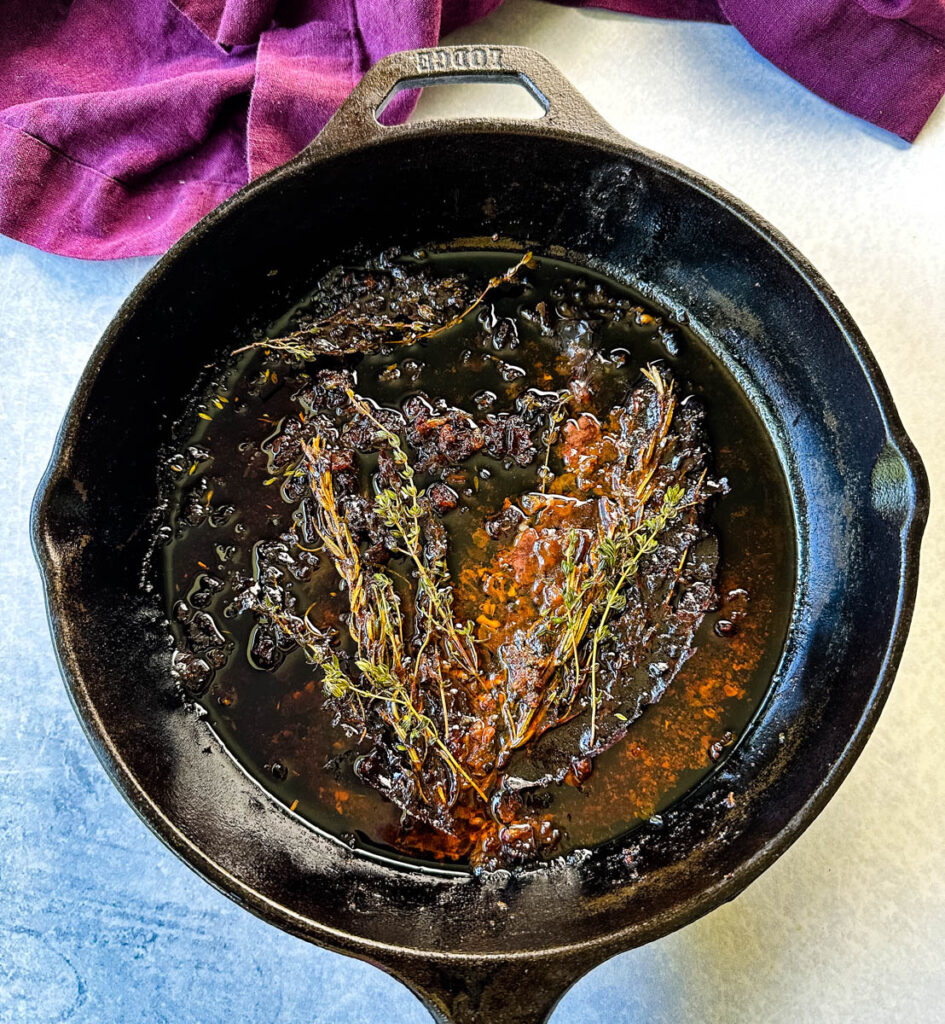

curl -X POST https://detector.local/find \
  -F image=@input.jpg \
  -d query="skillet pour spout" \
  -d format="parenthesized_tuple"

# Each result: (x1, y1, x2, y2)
(32, 45, 928, 1024)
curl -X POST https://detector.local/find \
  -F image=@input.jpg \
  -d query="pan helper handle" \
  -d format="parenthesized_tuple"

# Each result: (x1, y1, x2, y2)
(301, 45, 622, 159)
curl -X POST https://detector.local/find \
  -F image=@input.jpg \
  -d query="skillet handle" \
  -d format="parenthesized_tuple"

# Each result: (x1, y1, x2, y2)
(390, 953, 599, 1024)
(303, 44, 621, 158)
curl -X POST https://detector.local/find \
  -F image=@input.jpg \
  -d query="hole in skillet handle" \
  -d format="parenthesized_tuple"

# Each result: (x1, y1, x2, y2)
(375, 70, 550, 126)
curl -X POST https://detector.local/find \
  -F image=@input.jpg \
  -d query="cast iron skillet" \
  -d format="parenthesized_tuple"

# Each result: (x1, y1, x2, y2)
(33, 45, 928, 1024)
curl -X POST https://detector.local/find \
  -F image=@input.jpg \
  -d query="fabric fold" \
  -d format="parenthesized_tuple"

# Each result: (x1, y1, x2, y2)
(0, 0, 942, 260)
(719, 0, 945, 141)
(172, 0, 281, 47)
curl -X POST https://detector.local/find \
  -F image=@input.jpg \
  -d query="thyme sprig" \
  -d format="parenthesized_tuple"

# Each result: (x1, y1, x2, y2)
(233, 251, 535, 359)
(583, 483, 686, 744)
(327, 664, 488, 803)
(505, 485, 686, 749)
(507, 367, 689, 749)
(345, 390, 482, 681)
(298, 435, 487, 803)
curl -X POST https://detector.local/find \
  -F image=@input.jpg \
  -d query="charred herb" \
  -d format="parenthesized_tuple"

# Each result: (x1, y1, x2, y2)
(233, 252, 536, 360)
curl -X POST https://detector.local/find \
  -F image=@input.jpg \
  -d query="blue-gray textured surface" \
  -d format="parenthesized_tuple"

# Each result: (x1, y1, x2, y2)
(4, 3, 945, 1022)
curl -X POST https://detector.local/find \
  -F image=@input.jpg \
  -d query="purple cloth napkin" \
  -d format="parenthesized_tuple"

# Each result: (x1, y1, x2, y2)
(1, 0, 943, 259)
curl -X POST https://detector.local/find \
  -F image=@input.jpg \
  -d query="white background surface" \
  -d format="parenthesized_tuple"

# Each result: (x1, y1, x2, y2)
(3, 2, 943, 1021)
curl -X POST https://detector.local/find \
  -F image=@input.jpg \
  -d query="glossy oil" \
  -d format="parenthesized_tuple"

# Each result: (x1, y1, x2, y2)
(163, 250, 796, 869)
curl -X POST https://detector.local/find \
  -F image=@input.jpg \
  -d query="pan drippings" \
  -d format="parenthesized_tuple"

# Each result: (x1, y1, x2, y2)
(162, 251, 794, 870)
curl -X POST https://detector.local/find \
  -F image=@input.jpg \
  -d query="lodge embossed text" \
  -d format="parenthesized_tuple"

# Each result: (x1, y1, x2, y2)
(415, 47, 504, 73)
